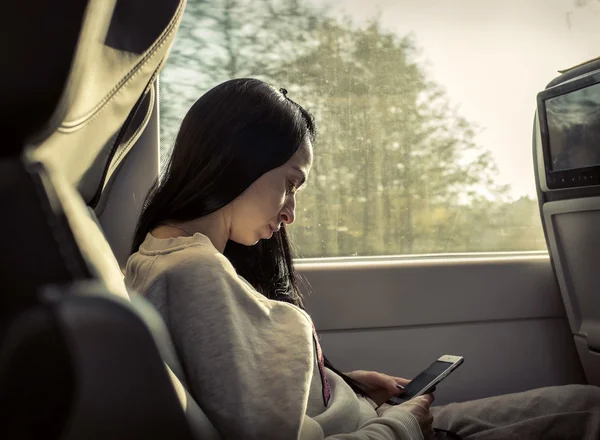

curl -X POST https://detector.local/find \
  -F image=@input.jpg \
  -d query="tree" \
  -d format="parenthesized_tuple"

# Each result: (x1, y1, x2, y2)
(159, 0, 322, 156)
(273, 19, 505, 256)
(159, 0, 547, 257)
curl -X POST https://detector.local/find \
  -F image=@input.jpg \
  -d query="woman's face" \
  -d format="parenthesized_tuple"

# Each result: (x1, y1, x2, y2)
(229, 139, 313, 246)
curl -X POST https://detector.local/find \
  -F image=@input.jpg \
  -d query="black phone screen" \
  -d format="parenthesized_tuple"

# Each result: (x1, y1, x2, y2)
(387, 360, 456, 405)
(402, 360, 453, 399)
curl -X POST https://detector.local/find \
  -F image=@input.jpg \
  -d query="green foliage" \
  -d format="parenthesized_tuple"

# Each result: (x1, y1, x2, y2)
(159, 0, 548, 257)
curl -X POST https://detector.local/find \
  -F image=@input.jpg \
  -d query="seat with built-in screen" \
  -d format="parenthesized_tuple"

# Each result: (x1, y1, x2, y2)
(533, 57, 600, 386)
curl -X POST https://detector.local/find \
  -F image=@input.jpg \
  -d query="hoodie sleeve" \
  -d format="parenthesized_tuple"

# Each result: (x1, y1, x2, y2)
(163, 246, 423, 440)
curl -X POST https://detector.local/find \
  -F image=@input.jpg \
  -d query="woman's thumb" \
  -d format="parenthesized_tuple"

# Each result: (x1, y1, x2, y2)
(414, 393, 434, 408)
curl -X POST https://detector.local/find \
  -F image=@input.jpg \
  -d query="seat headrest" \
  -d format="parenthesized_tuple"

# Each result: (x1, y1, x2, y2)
(1, 0, 116, 155)
(27, 0, 186, 205)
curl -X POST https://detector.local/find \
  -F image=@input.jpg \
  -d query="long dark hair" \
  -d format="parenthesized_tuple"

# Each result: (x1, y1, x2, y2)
(131, 78, 366, 397)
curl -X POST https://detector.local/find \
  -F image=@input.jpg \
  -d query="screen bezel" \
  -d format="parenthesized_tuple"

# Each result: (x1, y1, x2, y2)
(537, 70, 600, 189)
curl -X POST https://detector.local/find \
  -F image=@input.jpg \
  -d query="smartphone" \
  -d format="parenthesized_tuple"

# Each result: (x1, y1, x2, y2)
(387, 355, 464, 405)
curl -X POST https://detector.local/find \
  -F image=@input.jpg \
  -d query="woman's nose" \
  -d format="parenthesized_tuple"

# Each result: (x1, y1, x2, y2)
(280, 197, 296, 225)
(280, 208, 295, 225)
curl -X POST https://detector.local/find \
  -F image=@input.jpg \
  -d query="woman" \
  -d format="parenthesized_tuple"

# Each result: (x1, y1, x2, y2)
(126, 78, 431, 439)
(126, 78, 600, 440)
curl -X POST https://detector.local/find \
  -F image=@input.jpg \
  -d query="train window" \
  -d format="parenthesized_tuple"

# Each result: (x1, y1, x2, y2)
(159, 0, 599, 258)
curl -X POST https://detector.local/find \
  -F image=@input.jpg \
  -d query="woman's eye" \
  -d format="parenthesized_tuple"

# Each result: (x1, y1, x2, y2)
(287, 181, 298, 195)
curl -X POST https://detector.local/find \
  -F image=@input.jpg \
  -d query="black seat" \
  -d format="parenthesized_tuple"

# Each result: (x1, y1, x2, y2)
(0, 1, 217, 438)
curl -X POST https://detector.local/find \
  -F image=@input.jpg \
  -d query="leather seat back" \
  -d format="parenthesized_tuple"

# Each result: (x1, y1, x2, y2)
(0, 1, 220, 438)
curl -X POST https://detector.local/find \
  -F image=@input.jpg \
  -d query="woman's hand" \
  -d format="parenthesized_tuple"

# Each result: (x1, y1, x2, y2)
(345, 370, 410, 406)
(380, 394, 435, 440)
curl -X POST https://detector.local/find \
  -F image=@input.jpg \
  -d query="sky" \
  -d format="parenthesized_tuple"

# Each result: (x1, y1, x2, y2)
(308, 0, 600, 198)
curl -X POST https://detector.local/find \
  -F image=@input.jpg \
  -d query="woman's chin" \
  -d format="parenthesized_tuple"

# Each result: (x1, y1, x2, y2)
(230, 236, 260, 247)
(234, 229, 272, 245)
(260, 226, 274, 240)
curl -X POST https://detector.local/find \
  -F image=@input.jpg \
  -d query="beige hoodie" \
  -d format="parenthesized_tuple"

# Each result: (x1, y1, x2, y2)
(125, 233, 423, 440)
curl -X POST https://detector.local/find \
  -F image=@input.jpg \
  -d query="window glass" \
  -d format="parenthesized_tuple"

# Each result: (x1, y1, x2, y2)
(159, 0, 599, 257)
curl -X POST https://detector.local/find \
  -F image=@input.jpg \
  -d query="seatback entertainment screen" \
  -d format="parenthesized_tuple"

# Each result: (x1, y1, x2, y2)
(545, 81, 600, 171)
